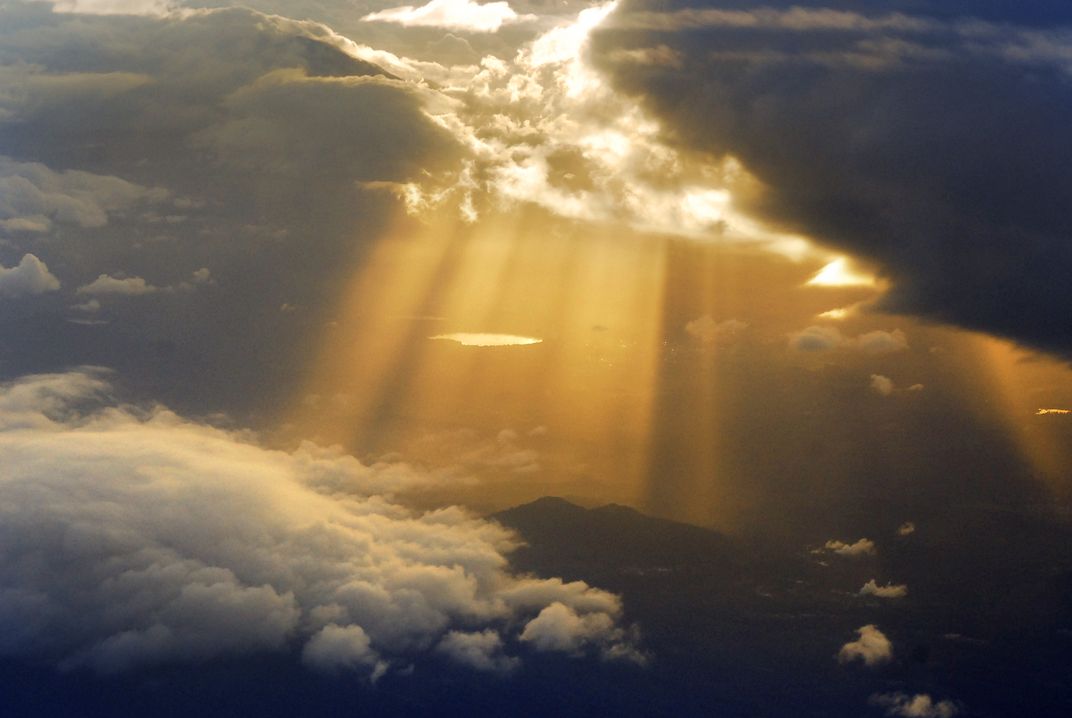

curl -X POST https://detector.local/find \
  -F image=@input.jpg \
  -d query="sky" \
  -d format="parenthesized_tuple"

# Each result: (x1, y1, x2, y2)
(2, 0, 1072, 715)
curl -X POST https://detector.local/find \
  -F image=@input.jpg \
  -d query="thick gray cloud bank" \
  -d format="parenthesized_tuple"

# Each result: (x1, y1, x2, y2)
(0, 370, 640, 675)
(0, 3, 463, 414)
(593, 0, 1072, 356)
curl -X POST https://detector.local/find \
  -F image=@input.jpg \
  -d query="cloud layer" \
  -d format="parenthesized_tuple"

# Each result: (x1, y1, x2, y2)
(0, 370, 639, 675)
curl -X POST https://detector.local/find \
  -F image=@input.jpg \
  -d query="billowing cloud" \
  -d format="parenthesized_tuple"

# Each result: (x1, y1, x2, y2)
(870, 692, 961, 718)
(519, 601, 645, 663)
(362, 0, 535, 33)
(0, 370, 640, 674)
(591, 0, 1072, 357)
(0, 253, 60, 297)
(819, 538, 876, 557)
(838, 624, 892, 667)
(859, 580, 907, 599)
(436, 629, 519, 673)
(301, 624, 384, 676)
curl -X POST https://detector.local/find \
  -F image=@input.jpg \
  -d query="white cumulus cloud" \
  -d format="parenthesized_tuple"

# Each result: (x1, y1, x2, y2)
(818, 538, 876, 557)
(0, 254, 60, 297)
(838, 624, 892, 667)
(859, 580, 908, 599)
(0, 370, 640, 675)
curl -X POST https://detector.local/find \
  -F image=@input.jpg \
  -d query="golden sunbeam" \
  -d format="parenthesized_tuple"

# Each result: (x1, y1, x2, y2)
(965, 334, 1072, 492)
(280, 205, 668, 511)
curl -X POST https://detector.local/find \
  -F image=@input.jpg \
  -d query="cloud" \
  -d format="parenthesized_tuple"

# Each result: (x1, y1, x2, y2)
(870, 692, 961, 717)
(859, 580, 908, 599)
(870, 374, 895, 396)
(897, 521, 916, 536)
(0, 253, 60, 297)
(301, 624, 383, 675)
(838, 624, 892, 667)
(592, 0, 1072, 357)
(856, 330, 909, 354)
(436, 629, 519, 673)
(519, 601, 645, 663)
(76, 274, 159, 296)
(685, 315, 748, 346)
(363, 0, 535, 33)
(788, 326, 907, 354)
(0, 156, 167, 233)
(788, 325, 843, 352)
(0, 370, 640, 674)
(819, 538, 876, 557)
(46, 0, 174, 16)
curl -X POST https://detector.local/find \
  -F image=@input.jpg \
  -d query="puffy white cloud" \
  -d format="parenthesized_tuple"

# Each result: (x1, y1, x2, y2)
(0, 253, 60, 297)
(838, 624, 892, 667)
(519, 602, 645, 663)
(76, 274, 159, 296)
(870, 692, 961, 718)
(870, 374, 895, 396)
(363, 0, 535, 33)
(0, 370, 640, 675)
(685, 315, 748, 346)
(818, 538, 876, 557)
(858, 580, 908, 599)
(437, 629, 519, 673)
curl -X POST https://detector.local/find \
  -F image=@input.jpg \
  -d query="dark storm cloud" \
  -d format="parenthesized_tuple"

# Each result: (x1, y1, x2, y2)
(592, 0, 1072, 356)
(0, 2, 462, 418)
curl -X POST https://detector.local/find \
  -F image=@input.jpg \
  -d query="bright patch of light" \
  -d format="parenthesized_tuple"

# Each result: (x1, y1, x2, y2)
(1036, 408, 1071, 415)
(431, 333, 543, 346)
(362, 0, 535, 33)
(806, 257, 877, 287)
(527, 2, 618, 67)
